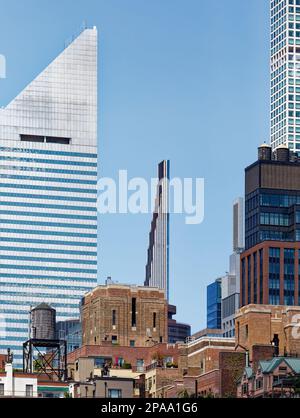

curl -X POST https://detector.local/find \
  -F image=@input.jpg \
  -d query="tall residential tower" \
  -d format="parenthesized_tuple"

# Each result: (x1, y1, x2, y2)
(271, 0, 300, 151)
(144, 160, 170, 300)
(0, 27, 98, 367)
(241, 144, 300, 307)
(221, 198, 244, 337)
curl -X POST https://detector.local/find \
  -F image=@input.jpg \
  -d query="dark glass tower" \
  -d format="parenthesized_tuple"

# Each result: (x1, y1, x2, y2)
(241, 144, 300, 307)
(207, 278, 222, 329)
(245, 144, 300, 250)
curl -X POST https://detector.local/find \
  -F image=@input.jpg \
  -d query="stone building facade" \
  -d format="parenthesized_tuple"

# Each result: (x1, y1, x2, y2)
(81, 284, 168, 347)
(178, 334, 236, 376)
(163, 334, 246, 398)
(235, 304, 300, 360)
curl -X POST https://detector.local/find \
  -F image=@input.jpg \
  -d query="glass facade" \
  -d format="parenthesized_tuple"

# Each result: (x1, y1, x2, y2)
(259, 249, 264, 303)
(245, 189, 300, 249)
(253, 252, 258, 303)
(0, 28, 98, 367)
(144, 160, 170, 300)
(207, 279, 222, 329)
(298, 251, 300, 304)
(271, 0, 300, 152)
(269, 247, 281, 304)
(247, 256, 251, 304)
(242, 258, 246, 306)
(284, 248, 295, 304)
(242, 245, 300, 307)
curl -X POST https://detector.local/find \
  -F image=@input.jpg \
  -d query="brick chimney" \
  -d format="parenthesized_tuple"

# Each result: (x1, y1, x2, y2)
(252, 345, 275, 373)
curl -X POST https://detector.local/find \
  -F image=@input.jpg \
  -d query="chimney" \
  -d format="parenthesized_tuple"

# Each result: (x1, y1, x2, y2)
(245, 351, 249, 368)
(5, 360, 13, 396)
(252, 344, 275, 373)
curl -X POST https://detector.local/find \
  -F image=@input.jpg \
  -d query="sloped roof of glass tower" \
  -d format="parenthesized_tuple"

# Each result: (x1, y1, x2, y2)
(0, 27, 97, 147)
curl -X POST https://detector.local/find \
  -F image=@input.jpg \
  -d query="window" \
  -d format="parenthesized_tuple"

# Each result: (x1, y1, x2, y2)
(130, 340, 135, 347)
(269, 248, 281, 305)
(94, 357, 112, 368)
(284, 248, 295, 305)
(20, 134, 44, 142)
(153, 312, 156, 329)
(0, 384, 4, 396)
(256, 379, 263, 390)
(136, 359, 144, 372)
(131, 298, 136, 327)
(108, 389, 122, 398)
(19, 134, 71, 144)
(242, 383, 248, 395)
(112, 335, 118, 345)
(112, 310, 116, 327)
(242, 258, 246, 306)
(46, 136, 71, 144)
(247, 256, 251, 304)
(26, 385, 33, 397)
(254, 252, 257, 304)
(259, 249, 264, 303)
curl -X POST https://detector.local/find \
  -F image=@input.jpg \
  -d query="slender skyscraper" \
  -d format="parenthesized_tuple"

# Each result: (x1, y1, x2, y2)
(270, 0, 300, 151)
(221, 198, 244, 338)
(144, 160, 170, 300)
(233, 197, 244, 253)
(0, 27, 98, 367)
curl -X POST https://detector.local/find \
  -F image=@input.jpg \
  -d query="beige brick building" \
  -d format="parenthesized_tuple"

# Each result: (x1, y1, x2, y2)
(163, 333, 245, 398)
(235, 304, 300, 359)
(178, 334, 236, 377)
(81, 283, 168, 347)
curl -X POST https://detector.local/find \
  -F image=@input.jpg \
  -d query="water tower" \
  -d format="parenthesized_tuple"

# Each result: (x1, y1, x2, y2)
(23, 303, 67, 381)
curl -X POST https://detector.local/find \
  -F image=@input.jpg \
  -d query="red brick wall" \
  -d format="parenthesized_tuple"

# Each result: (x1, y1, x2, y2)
(67, 343, 179, 368)
(252, 345, 275, 372)
(219, 351, 246, 398)
(240, 242, 300, 307)
(196, 370, 220, 397)
(0, 354, 6, 370)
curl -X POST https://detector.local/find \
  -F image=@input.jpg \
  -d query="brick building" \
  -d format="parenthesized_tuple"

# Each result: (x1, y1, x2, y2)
(81, 283, 168, 347)
(235, 304, 300, 360)
(67, 343, 179, 398)
(237, 356, 300, 398)
(144, 364, 181, 398)
(162, 332, 245, 398)
(166, 353, 245, 398)
(70, 377, 135, 399)
(0, 355, 6, 370)
(178, 333, 236, 377)
(67, 343, 178, 378)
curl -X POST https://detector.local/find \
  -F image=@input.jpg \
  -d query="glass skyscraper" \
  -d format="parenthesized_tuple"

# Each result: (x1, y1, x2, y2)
(144, 160, 170, 300)
(271, 0, 300, 151)
(0, 27, 98, 367)
(207, 278, 222, 330)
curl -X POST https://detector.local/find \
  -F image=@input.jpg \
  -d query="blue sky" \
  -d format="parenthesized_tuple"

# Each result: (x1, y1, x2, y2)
(0, 0, 269, 332)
